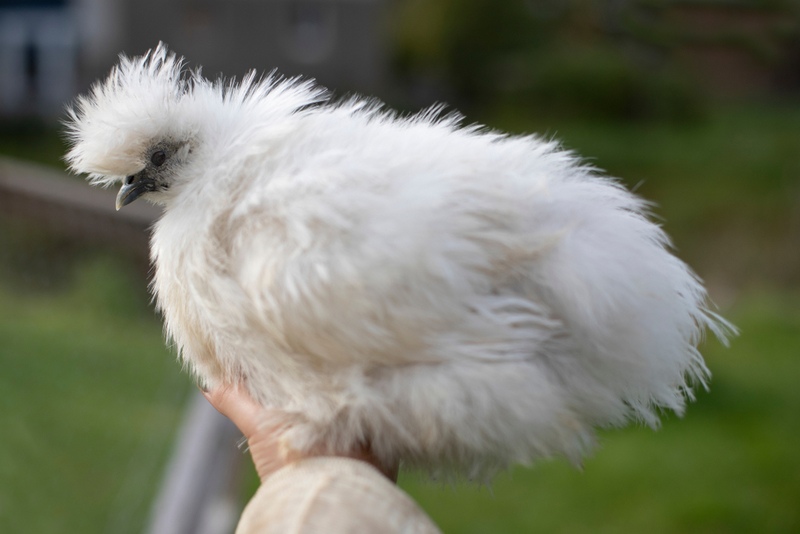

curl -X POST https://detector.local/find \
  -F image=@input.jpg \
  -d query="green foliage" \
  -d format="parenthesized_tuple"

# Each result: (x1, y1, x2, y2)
(394, 0, 705, 120)
(512, 45, 703, 120)
(623, 0, 800, 64)
(0, 119, 69, 169)
(0, 219, 153, 316)
(393, 0, 800, 120)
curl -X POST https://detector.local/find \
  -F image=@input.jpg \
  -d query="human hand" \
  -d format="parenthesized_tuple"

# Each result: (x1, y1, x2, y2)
(202, 385, 399, 483)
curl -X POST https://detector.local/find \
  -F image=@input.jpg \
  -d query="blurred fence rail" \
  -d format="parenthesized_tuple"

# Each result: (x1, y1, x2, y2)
(0, 157, 245, 534)
(0, 157, 159, 259)
(144, 393, 244, 534)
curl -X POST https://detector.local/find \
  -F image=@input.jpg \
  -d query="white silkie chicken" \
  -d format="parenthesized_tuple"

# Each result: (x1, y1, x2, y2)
(65, 44, 730, 479)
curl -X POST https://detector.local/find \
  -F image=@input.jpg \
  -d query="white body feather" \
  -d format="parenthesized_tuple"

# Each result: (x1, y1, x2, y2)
(66, 45, 730, 478)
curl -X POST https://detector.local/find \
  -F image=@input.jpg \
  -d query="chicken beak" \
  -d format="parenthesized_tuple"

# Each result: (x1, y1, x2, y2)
(116, 172, 154, 210)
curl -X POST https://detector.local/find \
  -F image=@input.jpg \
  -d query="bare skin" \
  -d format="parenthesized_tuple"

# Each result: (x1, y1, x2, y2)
(202, 385, 399, 483)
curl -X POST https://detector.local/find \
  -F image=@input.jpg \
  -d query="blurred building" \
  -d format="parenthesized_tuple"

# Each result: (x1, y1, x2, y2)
(0, 0, 393, 118)
(0, 0, 77, 115)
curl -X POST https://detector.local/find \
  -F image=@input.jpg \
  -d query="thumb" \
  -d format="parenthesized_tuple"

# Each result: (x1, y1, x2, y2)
(202, 384, 263, 440)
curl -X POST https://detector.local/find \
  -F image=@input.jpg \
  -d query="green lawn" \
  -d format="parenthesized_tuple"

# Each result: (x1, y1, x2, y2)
(0, 235, 194, 533)
(2, 102, 799, 532)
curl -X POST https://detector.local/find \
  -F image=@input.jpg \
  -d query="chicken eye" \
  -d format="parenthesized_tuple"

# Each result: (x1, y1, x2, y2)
(151, 150, 166, 166)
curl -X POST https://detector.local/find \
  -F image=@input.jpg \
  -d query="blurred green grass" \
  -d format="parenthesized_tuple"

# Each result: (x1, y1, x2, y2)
(0, 224, 193, 533)
(1, 101, 799, 532)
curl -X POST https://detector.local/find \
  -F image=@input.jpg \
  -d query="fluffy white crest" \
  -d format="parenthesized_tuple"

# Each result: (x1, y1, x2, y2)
(64, 43, 329, 186)
(64, 43, 191, 182)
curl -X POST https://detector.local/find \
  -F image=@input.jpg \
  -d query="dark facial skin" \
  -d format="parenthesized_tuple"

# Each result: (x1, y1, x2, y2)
(115, 141, 185, 210)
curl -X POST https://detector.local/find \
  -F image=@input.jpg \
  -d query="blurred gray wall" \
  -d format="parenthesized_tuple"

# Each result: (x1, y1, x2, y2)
(0, 0, 392, 117)
(128, 0, 388, 91)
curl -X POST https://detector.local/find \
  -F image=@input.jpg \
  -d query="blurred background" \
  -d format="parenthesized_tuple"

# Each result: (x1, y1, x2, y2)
(1, 0, 799, 533)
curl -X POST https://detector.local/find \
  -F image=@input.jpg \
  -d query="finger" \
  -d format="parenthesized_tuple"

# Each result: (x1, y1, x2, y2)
(202, 384, 263, 439)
